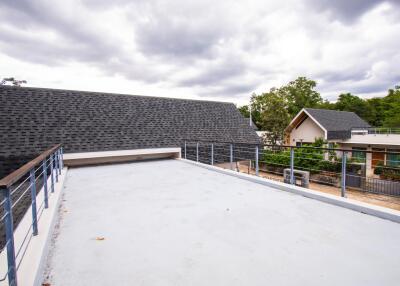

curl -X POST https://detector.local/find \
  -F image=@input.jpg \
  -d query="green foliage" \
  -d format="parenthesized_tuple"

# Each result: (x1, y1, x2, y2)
(374, 161, 384, 175)
(381, 86, 400, 127)
(380, 166, 400, 181)
(279, 77, 323, 117)
(238, 105, 250, 119)
(334, 93, 374, 123)
(374, 161, 400, 180)
(238, 79, 400, 139)
(329, 87, 400, 127)
(238, 77, 320, 142)
(259, 91, 291, 144)
(261, 138, 341, 174)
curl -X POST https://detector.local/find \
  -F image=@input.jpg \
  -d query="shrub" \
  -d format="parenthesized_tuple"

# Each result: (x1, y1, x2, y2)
(374, 161, 384, 175)
(261, 139, 342, 175)
(380, 166, 400, 181)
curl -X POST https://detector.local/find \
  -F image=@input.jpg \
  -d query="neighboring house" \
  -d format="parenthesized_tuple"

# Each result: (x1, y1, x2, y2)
(285, 108, 400, 176)
(0, 86, 260, 178)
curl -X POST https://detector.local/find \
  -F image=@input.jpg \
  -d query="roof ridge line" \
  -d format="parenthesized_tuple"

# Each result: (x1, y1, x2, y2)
(0, 85, 235, 105)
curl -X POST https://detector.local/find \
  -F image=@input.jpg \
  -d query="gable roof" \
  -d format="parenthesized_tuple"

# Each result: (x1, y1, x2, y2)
(287, 108, 370, 140)
(304, 108, 370, 132)
(0, 86, 260, 160)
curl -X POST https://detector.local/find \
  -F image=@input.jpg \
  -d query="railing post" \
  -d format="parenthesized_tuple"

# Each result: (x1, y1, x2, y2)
(211, 143, 214, 166)
(290, 147, 295, 185)
(55, 153, 59, 183)
(57, 149, 61, 175)
(341, 151, 347, 198)
(60, 147, 64, 170)
(2, 187, 18, 286)
(230, 144, 233, 170)
(43, 159, 49, 209)
(50, 154, 55, 193)
(184, 141, 187, 159)
(29, 169, 39, 236)
(196, 142, 199, 162)
(255, 145, 259, 176)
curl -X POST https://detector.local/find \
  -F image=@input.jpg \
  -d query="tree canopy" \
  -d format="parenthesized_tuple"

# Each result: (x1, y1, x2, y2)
(239, 77, 400, 142)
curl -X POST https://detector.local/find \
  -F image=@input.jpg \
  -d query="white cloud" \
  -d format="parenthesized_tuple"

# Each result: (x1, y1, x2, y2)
(0, 0, 399, 105)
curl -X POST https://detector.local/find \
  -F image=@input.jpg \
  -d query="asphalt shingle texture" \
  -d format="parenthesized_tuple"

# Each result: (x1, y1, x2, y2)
(0, 86, 260, 177)
(304, 108, 370, 139)
(305, 108, 370, 131)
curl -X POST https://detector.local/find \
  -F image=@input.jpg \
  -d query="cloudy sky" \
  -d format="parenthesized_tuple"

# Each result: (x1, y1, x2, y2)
(0, 0, 399, 105)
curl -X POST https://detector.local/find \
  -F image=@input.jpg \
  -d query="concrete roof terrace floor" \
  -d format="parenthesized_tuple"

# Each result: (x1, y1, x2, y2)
(42, 159, 400, 286)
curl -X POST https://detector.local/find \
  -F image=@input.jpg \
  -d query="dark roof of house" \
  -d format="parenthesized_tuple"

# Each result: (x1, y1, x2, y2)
(304, 108, 370, 140)
(0, 86, 260, 159)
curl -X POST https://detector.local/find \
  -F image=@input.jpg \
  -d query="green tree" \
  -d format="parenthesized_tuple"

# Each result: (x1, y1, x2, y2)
(257, 89, 290, 144)
(334, 93, 375, 124)
(381, 86, 400, 127)
(366, 97, 383, 126)
(238, 105, 250, 118)
(238, 93, 263, 129)
(279, 77, 323, 117)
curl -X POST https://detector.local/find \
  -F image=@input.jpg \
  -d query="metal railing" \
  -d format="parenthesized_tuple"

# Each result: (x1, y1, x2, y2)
(0, 145, 63, 286)
(351, 127, 400, 135)
(183, 139, 400, 198)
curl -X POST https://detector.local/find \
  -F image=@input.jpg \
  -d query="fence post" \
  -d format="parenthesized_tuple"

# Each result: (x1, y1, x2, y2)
(58, 149, 61, 175)
(50, 155, 55, 193)
(290, 147, 295, 185)
(60, 147, 64, 170)
(255, 145, 259, 176)
(55, 153, 59, 183)
(29, 169, 39, 236)
(184, 141, 187, 159)
(211, 143, 214, 166)
(43, 159, 49, 209)
(230, 144, 233, 170)
(2, 187, 18, 286)
(196, 142, 199, 162)
(341, 151, 347, 197)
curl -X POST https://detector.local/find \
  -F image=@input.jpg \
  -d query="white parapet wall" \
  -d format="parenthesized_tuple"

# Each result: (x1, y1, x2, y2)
(63, 148, 181, 167)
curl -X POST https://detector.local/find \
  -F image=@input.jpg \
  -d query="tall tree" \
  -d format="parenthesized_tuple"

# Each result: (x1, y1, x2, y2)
(280, 77, 323, 117)
(381, 86, 400, 127)
(259, 90, 291, 144)
(334, 93, 374, 123)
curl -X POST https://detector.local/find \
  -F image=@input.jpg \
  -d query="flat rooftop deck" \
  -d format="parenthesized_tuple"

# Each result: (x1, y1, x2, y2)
(43, 159, 400, 285)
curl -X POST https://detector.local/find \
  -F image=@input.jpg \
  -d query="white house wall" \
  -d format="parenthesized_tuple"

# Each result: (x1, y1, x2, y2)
(290, 117, 325, 145)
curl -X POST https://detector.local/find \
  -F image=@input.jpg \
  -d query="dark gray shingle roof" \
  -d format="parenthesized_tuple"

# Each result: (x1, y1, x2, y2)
(304, 108, 370, 139)
(0, 86, 260, 159)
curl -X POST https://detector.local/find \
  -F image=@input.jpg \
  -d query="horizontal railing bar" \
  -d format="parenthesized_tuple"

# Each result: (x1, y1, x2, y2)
(183, 139, 400, 155)
(9, 175, 31, 195)
(11, 186, 32, 209)
(0, 144, 61, 188)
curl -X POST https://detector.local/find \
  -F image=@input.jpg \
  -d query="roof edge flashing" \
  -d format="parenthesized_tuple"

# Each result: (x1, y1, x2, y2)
(63, 148, 181, 167)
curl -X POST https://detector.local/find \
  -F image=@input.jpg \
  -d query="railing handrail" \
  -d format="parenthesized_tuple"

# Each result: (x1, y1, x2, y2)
(182, 139, 400, 155)
(351, 127, 400, 133)
(0, 144, 62, 188)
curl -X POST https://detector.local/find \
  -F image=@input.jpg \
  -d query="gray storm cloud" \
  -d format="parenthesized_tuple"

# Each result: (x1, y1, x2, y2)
(0, 0, 399, 100)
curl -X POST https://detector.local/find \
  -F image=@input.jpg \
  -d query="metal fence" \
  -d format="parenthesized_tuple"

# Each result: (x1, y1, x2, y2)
(0, 145, 63, 286)
(183, 140, 400, 197)
(351, 127, 400, 135)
